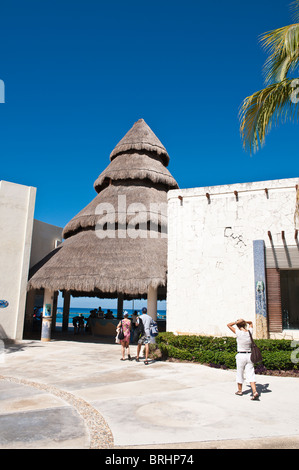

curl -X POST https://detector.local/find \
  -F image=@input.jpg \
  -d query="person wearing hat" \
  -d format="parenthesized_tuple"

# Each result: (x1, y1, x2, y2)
(117, 311, 132, 361)
(135, 307, 152, 365)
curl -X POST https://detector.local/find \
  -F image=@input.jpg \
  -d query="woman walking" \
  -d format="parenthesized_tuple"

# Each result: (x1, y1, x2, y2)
(117, 311, 132, 361)
(227, 319, 259, 400)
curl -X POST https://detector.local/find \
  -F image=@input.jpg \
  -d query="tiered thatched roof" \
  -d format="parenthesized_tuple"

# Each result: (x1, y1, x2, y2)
(28, 119, 178, 299)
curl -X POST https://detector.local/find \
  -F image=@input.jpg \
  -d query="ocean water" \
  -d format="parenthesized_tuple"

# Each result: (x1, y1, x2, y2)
(55, 307, 166, 326)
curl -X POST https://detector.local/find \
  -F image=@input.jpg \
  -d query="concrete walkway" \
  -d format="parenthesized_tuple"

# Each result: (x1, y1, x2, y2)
(1, 336, 299, 449)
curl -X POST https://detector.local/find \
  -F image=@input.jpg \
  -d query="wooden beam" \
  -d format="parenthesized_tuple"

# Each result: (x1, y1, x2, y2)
(117, 293, 124, 319)
(62, 291, 71, 332)
(268, 231, 272, 241)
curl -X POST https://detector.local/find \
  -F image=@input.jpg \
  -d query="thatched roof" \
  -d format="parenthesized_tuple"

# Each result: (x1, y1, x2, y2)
(28, 230, 167, 299)
(28, 118, 178, 298)
(110, 119, 170, 166)
(63, 182, 168, 239)
(94, 151, 178, 193)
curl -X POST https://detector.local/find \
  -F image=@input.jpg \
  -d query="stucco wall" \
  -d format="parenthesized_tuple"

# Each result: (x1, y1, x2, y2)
(0, 181, 36, 339)
(167, 178, 299, 338)
(30, 219, 62, 269)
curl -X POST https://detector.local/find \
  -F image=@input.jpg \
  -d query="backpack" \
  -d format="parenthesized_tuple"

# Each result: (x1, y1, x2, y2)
(150, 321, 159, 337)
(133, 317, 145, 343)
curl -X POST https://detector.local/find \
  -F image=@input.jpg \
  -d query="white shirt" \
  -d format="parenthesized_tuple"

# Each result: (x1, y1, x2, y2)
(138, 313, 152, 336)
(235, 327, 253, 352)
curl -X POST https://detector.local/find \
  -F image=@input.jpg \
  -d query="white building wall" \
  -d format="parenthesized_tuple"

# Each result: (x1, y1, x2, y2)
(0, 181, 36, 339)
(167, 178, 299, 338)
(30, 219, 62, 269)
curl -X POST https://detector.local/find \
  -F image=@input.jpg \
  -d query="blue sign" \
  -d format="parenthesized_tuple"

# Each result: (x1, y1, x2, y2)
(44, 304, 52, 317)
(0, 300, 9, 308)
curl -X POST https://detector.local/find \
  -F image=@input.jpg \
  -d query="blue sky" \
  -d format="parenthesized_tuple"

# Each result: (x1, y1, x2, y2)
(1, 0, 298, 308)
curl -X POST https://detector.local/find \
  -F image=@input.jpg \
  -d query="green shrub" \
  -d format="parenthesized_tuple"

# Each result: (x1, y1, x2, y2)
(261, 351, 298, 370)
(154, 332, 297, 371)
(255, 339, 293, 351)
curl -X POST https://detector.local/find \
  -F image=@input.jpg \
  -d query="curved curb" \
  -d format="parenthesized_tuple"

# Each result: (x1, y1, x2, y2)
(0, 375, 114, 449)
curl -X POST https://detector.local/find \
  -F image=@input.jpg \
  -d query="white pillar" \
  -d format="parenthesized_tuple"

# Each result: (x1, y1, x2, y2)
(147, 285, 158, 321)
(41, 289, 54, 342)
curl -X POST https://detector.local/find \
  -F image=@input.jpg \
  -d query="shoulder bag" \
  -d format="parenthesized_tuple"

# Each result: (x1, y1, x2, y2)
(118, 321, 125, 340)
(248, 330, 263, 364)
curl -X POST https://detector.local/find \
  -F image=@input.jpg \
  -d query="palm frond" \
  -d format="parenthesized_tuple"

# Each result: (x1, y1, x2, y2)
(239, 78, 299, 154)
(260, 24, 299, 84)
(290, 0, 299, 22)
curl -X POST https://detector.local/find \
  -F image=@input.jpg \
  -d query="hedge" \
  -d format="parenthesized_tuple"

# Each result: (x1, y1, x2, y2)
(153, 332, 298, 371)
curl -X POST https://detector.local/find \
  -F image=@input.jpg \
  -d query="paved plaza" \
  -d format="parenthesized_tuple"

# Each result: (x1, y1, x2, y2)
(1, 335, 299, 449)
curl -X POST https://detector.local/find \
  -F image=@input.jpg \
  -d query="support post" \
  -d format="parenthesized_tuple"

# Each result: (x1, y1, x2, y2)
(24, 289, 35, 332)
(41, 289, 54, 342)
(147, 285, 158, 321)
(117, 294, 124, 319)
(62, 291, 71, 332)
(51, 291, 58, 332)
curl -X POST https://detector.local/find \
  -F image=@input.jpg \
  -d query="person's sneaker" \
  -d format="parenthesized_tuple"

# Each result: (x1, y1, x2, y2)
(136, 357, 139, 362)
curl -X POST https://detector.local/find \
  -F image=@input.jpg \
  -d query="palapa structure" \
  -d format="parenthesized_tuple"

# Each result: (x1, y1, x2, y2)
(27, 119, 178, 332)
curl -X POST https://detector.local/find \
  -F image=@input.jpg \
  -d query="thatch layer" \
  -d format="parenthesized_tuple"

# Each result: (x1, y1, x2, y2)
(110, 119, 170, 166)
(28, 230, 167, 297)
(94, 151, 178, 193)
(28, 118, 177, 299)
(63, 183, 169, 239)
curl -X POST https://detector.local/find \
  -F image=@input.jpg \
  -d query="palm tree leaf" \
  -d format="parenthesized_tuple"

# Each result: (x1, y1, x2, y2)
(239, 79, 299, 154)
(285, 24, 299, 58)
(261, 24, 299, 83)
(290, 0, 299, 22)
